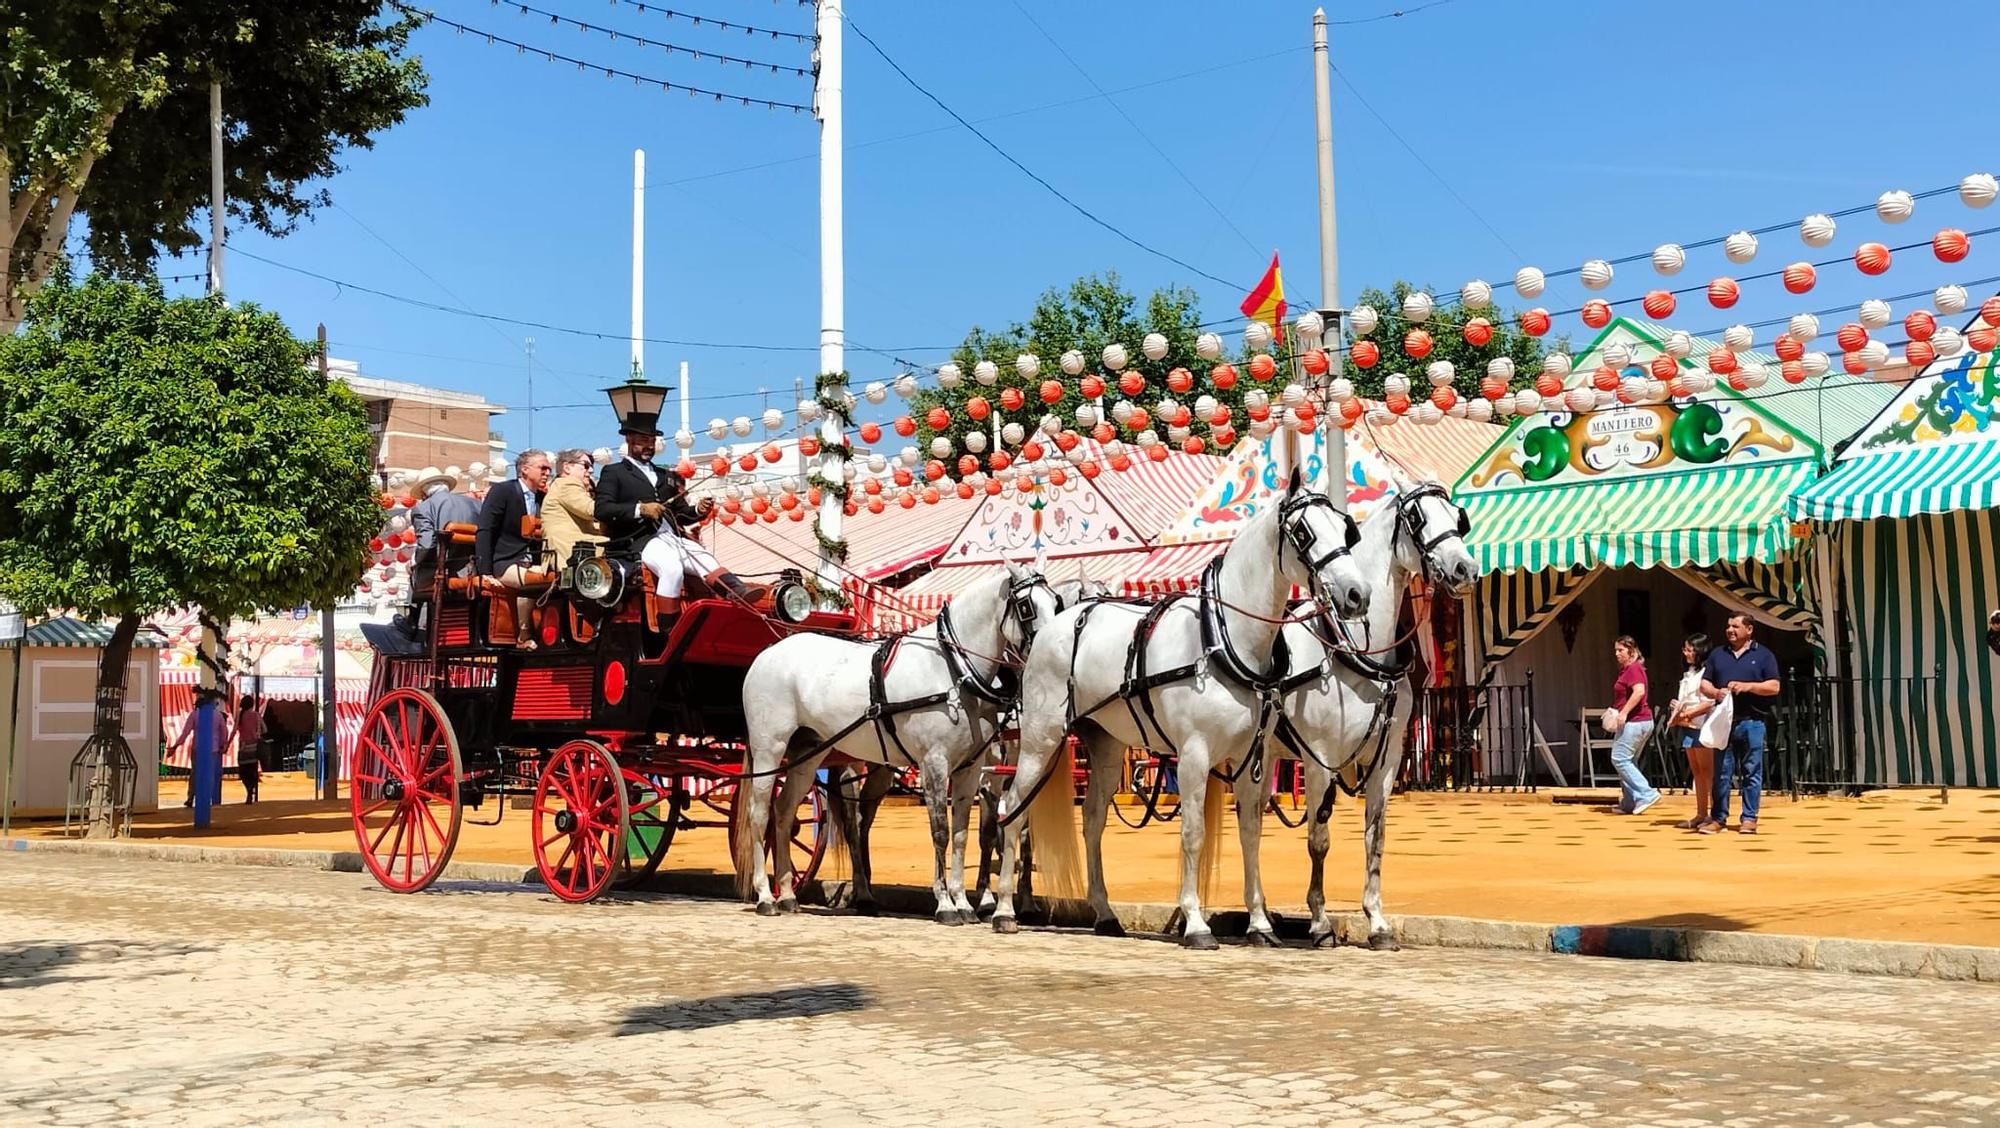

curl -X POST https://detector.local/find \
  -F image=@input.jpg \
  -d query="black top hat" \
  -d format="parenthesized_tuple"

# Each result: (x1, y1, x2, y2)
(606, 372, 671, 438)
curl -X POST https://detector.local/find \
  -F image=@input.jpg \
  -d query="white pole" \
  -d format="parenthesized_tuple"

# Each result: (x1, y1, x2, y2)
(208, 81, 224, 297)
(1312, 9, 1348, 511)
(813, 0, 847, 596)
(679, 360, 691, 434)
(632, 149, 645, 380)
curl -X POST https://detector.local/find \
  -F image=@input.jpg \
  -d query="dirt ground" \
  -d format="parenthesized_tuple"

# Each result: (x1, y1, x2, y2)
(16, 772, 2000, 947)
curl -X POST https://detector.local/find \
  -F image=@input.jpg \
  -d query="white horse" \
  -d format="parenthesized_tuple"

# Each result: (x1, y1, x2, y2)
(987, 471, 1373, 946)
(1273, 481, 1477, 948)
(735, 565, 1060, 921)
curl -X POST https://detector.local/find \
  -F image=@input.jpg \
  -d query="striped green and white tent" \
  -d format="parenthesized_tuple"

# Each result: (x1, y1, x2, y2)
(1458, 317, 1895, 665)
(1788, 337, 2000, 786)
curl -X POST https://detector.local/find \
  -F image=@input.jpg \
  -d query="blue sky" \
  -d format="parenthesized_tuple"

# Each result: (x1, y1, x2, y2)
(149, 0, 1999, 457)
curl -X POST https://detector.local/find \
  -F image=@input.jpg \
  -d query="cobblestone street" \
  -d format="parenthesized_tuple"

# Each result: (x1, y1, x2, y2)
(5, 853, 2000, 1126)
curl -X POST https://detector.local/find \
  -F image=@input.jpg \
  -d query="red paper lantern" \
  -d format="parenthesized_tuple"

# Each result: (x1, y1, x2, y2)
(761, 443, 782, 464)
(1167, 405, 1192, 428)
(1080, 374, 1105, 399)
(1707, 277, 1740, 308)
(1110, 454, 1132, 472)
(750, 497, 770, 515)
(377, 494, 394, 509)
(1774, 334, 1804, 362)
(676, 458, 697, 479)
(1349, 341, 1380, 369)
(984, 479, 1004, 496)
(862, 478, 882, 496)
(1781, 360, 1807, 384)
(1402, 329, 1434, 359)
(926, 406, 951, 430)
(1462, 318, 1493, 346)
(369, 537, 385, 552)
(1294, 401, 1317, 424)
(1707, 350, 1739, 376)
(788, 508, 805, 522)
(893, 415, 917, 437)
(1970, 325, 1999, 353)
(1055, 429, 1080, 451)
(1480, 376, 1506, 400)
(1212, 426, 1236, 447)
(892, 467, 913, 487)
(1146, 443, 1169, 462)
(1300, 349, 1331, 376)
(1854, 242, 1891, 275)
(799, 436, 820, 457)
(1125, 408, 1151, 431)
(780, 492, 800, 510)
(999, 387, 1026, 412)
(1983, 296, 2000, 326)
(989, 450, 1013, 471)
(924, 459, 945, 481)
(1650, 355, 1678, 381)
(1167, 367, 1195, 393)
(1580, 299, 1612, 329)
(867, 497, 885, 514)
(1020, 440, 1045, 462)
(1249, 354, 1278, 381)
(1782, 262, 1816, 294)
(1039, 379, 1064, 404)
(1727, 373, 1750, 392)
(1520, 309, 1551, 336)
(723, 496, 742, 513)
(957, 454, 978, 477)
(738, 454, 759, 472)
(1835, 323, 1869, 352)
(1118, 371, 1146, 397)
(956, 482, 975, 499)
(710, 456, 730, 476)
(966, 396, 991, 420)
(1385, 392, 1411, 415)
(1904, 311, 1937, 341)
(719, 511, 735, 526)
(1207, 405, 1232, 426)
(1430, 386, 1457, 411)
(1534, 373, 1564, 398)
(898, 493, 917, 509)
(1642, 290, 1676, 320)
(844, 502, 858, 516)
(1842, 351, 1869, 375)
(1905, 340, 1937, 368)
(1080, 461, 1101, 479)
(1593, 365, 1621, 391)
(1047, 468, 1067, 487)
(1207, 363, 1238, 389)
(1091, 422, 1116, 444)
(859, 422, 882, 443)
(1182, 436, 1206, 455)
(1340, 398, 1365, 423)
(922, 486, 941, 504)
(809, 487, 822, 506)
(1934, 228, 1971, 263)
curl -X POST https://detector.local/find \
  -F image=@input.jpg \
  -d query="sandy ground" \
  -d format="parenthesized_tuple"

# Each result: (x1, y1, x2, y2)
(15, 772, 2000, 947)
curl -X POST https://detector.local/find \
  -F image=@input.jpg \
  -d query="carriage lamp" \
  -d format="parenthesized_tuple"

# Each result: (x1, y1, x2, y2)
(771, 581, 813, 624)
(574, 557, 628, 606)
(605, 373, 671, 433)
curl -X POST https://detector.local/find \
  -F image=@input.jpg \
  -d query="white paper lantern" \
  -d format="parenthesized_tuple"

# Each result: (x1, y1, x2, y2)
(1194, 394, 1218, 418)
(1243, 321, 1273, 353)
(1244, 389, 1270, 411)
(936, 363, 963, 389)
(1426, 360, 1456, 386)
(965, 430, 988, 453)
(1564, 387, 1596, 413)
(1248, 418, 1274, 440)
(1478, 357, 1512, 384)
(1542, 352, 1573, 379)
(1369, 406, 1400, 428)
(1075, 404, 1098, 427)
(1348, 305, 1379, 337)
(1460, 279, 1493, 309)
(1579, 259, 1614, 290)
(1048, 350, 1079, 378)
(894, 373, 919, 398)
(1328, 377, 1355, 402)
(1594, 389, 1617, 410)
(1413, 402, 1443, 425)
(491, 459, 510, 478)
(1724, 230, 1759, 263)
(1194, 333, 1223, 361)
(1651, 243, 1686, 275)
(1135, 429, 1159, 448)
(1465, 398, 1495, 423)
(1514, 266, 1546, 298)
(1801, 351, 1831, 378)
(1168, 424, 1192, 445)
(1513, 390, 1543, 414)
(798, 400, 821, 425)
(1141, 332, 1171, 361)
(1859, 341, 1892, 369)
(1295, 311, 1325, 341)
(1040, 413, 1062, 435)
(839, 391, 858, 414)
(1383, 373, 1411, 397)
(893, 446, 916, 468)
(928, 437, 952, 459)
(1015, 353, 1041, 379)
(706, 417, 729, 440)
(1936, 284, 1970, 314)
(1933, 327, 1965, 357)
(1645, 378, 1670, 402)
(445, 465, 463, 481)
(750, 480, 771, 499)
(1101, 343, 1130, 371)
(1739, 364, 1769, 390)
(1961, 172, 1999, 209)
(1665, 331, 1694, 359)
(1000, 421, 1026, 446)
(1723, 325, 1754, 353)
(760, 409, 784, 432)
(866, 453, 887, 474)
(1279, 384, 1306, 409)
(1066, 444, 1087, 464)
(973, 360, 999, 386)
(1788, 313, 1821, 343)
(731, 416, 753, 438)
(862, 382, 887, 404)
(1111, 400, 1135, 425)
(1875, 189, 1914, 224)
(1402, 290, 1436, 322)
(1601, 343, 1632, 370)
(1859, 299, 1893, 329)
(1800, 213, 1837, 247)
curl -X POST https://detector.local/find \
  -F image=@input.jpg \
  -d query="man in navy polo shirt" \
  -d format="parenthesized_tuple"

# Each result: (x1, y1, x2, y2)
(1699, 613, 1781, 834)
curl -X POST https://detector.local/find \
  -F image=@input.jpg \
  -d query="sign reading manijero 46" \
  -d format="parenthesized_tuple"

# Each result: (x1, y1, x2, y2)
(1470, 377, 1797, 489)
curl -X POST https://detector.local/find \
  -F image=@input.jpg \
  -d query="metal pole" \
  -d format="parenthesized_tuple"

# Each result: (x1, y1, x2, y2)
(208, 81, 224, 296)
(813, 0, 847, 595)
(3, 642, 20, 837)
(524, 337, 536, 453)
(632, 148, 646, 380)
(682, 361, 693, 436)
(1312, 9, 1348, 511)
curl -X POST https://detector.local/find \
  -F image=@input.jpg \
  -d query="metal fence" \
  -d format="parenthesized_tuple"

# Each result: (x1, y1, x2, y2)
(1404, 676, 1540, 792)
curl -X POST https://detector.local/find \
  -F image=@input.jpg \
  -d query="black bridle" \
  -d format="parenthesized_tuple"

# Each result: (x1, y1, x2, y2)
(1278, 491, 1364, 609)
(1391, 481, 1471, 585)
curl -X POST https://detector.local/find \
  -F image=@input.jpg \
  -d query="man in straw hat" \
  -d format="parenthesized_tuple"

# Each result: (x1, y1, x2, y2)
(596, 402, 762, 615)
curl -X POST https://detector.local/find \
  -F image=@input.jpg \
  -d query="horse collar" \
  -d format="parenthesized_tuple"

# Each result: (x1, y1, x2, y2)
(1198, 556, 1290, 690)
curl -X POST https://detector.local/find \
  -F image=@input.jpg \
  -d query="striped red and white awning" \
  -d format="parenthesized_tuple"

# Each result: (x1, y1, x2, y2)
(1118, 542, 1227, 595)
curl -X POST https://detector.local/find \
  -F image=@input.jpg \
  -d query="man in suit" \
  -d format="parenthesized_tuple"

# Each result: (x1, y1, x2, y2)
(476, 450, 553, 646)
(594, 421, 759, 614)
(402, 467, 481, 635)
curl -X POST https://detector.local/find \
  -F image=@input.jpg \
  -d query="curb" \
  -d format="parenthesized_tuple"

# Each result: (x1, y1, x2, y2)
(9, 836, 1999, 984)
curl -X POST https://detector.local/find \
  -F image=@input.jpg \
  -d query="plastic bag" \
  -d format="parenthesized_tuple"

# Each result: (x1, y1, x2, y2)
(1697, 692, 1734, 748)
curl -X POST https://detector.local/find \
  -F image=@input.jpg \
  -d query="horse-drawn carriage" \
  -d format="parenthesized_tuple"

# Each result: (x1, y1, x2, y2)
(352, 380, 860, 903)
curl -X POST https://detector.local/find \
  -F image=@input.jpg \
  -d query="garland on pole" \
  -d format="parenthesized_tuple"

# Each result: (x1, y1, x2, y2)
(807, 370, 852, 607)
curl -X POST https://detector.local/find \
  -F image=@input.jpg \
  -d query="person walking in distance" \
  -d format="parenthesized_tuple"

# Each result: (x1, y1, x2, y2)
(235, 696, 265, 803)
(1664, 634, 1718, 830)
(1698, 614, 1781, 835)
(1605, 636, 1659, 816)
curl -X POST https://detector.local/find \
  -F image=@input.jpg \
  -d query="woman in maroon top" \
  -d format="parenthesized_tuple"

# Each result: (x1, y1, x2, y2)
(1606, 636, 1660, 815)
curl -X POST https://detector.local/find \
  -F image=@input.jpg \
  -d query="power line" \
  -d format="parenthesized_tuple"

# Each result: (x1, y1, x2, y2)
(607, 0, 814, 43)
(490, 0, 810, 75)
(390, 2, 812, 111)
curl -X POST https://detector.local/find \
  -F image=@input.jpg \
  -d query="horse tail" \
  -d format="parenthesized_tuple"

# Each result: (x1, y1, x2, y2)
(1197, 774, 1225, 906)
(1025, 738, 1084, 904)
(730, 743, 762, 901)
(820, 764, 854, 884)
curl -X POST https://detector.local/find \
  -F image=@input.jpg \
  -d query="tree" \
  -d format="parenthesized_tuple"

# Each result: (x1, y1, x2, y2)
(0, 271, 381, 834)
(1345, 282, 1557, 402)
(3, 2, 428, 330)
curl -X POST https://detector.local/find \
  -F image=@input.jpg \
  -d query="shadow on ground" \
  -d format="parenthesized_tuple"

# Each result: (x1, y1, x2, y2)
(616, 984, 870, 1035)
(0, 939, 215, 990)
(1606, 913, 1755, 932)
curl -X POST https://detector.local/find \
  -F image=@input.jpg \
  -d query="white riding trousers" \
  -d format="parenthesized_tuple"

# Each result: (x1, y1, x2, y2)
(641, 531, 721, 598)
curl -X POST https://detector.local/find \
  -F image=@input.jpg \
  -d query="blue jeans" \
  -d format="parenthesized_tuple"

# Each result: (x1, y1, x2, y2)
(1712, 719, 1765, 823)
(1611, 720, 1658, 812)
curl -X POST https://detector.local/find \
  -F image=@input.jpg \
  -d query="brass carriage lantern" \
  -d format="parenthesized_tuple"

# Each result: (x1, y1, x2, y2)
(605, 366, 671, 438)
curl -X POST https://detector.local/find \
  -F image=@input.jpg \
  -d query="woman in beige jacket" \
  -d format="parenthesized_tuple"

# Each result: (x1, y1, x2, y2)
(542, 448, 606, 568)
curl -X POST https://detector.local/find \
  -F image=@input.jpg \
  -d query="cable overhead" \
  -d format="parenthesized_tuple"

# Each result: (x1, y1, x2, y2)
(607, 0, 815, 43)
(490, 0, 810, 75)
(389, 2, 812, 111)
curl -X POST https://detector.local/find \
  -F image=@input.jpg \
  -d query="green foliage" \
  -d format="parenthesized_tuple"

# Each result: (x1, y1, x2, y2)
(0, 271, 381, 622)
(4, 2, 428, 321)
(1347, 282, 1558, 401)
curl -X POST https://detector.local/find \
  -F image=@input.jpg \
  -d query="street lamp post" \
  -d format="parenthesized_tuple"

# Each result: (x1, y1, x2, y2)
(1, 602, 24, 838)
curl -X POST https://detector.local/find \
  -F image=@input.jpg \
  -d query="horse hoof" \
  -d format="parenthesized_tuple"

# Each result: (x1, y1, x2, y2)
(1309, 930, 1339, 949)
(776, 897, 798, 915)
(1181, 930, 1219, 951)
(974, 903, 996, 922)
(851, 901, 880, 917)
(991, 915, 1019, 935)
(936, 909, 966, 926)
(1366, 931, 1401, 952)
(956, 908, 980, 926)
(754, 901, 781, 918)
(1093, 918, 1127, 938)
(1245, 929, 1282, 948)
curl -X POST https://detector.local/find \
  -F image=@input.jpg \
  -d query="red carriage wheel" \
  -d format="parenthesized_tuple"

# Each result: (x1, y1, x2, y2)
(723, 777, 832, 892)
(616, 769, 678, 888)
(532, 740, 629, 903)
(350, 689, 464, 893)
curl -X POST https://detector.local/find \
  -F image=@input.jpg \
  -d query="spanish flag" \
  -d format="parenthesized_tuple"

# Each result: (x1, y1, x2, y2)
(1239, 252, 1286, 338)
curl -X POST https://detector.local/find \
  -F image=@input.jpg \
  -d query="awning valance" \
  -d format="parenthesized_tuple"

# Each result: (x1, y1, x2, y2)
(1463, 460, 1811, 574)
(1789, 441, 2000, 523)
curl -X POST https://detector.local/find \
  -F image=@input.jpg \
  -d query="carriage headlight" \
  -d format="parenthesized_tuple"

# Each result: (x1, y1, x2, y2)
(575, 557, 624, 605)
(771, 581, 812, 623)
